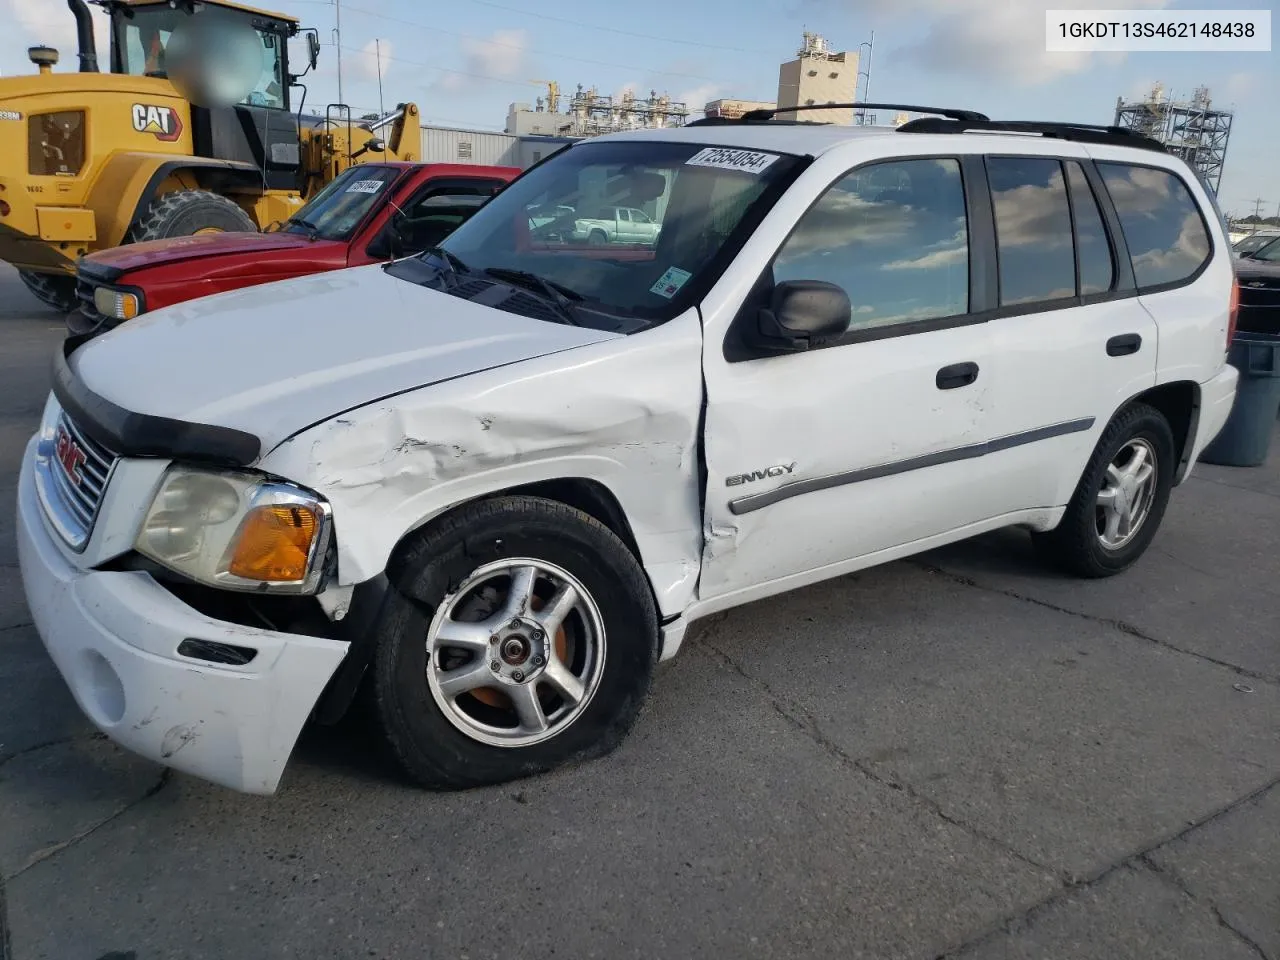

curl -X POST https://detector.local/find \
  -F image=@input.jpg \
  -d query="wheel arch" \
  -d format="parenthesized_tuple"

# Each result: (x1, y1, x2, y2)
(1124, 379, 1201, 486)
(383, 476, 649, 597)
(127, 160, 267, 236)
(87, 154, 265, 248)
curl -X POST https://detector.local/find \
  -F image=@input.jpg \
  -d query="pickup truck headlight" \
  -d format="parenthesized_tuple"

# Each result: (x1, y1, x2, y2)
(135, 467, 332, 594)
(93, 286, 142, 321)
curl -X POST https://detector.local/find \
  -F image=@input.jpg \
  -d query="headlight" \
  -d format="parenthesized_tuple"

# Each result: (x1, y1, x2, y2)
(93, 286, 142, 321)
(135, 466, 332, 594)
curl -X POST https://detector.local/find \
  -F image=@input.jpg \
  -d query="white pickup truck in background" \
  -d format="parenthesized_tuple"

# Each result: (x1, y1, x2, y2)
(570, 205, 662, 244)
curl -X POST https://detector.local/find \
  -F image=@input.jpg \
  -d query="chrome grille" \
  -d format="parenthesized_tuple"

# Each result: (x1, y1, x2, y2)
(34, 410, 118, 551)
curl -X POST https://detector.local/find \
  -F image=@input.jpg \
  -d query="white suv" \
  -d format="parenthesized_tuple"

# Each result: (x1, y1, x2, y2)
(16, 106, 1240, 795)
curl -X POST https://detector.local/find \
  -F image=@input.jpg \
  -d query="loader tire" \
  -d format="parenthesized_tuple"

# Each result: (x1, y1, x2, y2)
(18, 270, 78, 313)
(128, 190, 256, 242)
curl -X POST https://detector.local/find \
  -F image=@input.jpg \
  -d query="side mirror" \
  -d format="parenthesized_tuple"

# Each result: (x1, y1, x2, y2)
(307, 32, 320, 70)
(749, 280, 851, 353)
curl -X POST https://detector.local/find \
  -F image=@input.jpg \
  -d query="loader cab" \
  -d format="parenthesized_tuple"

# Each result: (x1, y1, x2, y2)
(105, 0, 308, 189)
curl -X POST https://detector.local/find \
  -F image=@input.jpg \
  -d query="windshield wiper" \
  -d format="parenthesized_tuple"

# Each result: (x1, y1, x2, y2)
(286, 216, 321, 239)
(482, 267, 584, 326)
(424, 247, 471, 276)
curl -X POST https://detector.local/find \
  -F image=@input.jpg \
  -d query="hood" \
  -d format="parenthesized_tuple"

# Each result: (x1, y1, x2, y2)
(1236, 258, 1280, 280)
(82, 231, 323, 277)
(69, 264, 620, 456)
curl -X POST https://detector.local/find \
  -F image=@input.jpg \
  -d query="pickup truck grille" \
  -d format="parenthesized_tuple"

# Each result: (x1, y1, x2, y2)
(74, 276, 112, 333)
(35, 409, 118, 551)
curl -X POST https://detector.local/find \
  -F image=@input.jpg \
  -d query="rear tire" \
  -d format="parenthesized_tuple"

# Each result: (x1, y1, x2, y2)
(588, 229, 608, 245)
(127, 189, 256, 242)
(370, 495, 659, 790)
(1032, 402, 1175, 578)
(17, 270, 77, 312)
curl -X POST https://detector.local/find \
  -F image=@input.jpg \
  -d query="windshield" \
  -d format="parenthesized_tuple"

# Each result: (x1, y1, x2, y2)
(1237, 234, 1280, 257)
(408, 139, 803, 329)
(281, 165, 404, 240)
(114, 6, 288, 110)
(1250, 237, 1280, 262)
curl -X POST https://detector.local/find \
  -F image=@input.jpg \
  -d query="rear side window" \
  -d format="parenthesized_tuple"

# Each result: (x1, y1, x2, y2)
(1065, 162, 1115, 295)
(1096, 163, 1211, 289)
(772, 158, 969, 333)
(986, 157, 1076, 307)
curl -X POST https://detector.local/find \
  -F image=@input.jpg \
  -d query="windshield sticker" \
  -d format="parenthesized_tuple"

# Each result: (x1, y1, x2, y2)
(650, 266, 693, 299)
(346, 180, 386, 194)
(685, 147, 779, 175)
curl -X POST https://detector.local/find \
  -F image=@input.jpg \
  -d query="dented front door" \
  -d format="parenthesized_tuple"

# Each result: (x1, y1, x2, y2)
(697, 326, 1001, 601)
(694, 153, 1014, 602)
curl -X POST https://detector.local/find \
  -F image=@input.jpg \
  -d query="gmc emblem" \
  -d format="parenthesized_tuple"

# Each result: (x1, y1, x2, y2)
(54, 426, 87, 486)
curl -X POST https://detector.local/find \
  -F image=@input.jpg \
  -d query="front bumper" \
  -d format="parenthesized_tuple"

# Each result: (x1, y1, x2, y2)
(15, 437, 349, 795)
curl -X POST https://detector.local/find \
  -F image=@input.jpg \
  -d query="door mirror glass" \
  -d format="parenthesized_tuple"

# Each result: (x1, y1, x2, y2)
(307, 32, 320, 70)
(751, 280, 850, 353)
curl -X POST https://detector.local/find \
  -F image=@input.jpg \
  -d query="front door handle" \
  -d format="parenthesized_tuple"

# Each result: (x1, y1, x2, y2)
(1106, 333, 1143, 357)
(936, 361, 979, 390)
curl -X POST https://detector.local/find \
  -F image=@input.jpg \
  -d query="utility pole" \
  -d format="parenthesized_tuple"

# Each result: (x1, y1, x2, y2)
(375, 39, 384, 118)
(333, 0, 344, 106)
(856, 31, 875, 126)
(1252, 197, 1266, 219)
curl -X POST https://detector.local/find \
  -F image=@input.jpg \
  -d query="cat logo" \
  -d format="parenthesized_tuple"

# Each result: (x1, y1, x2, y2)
(131, 103, 183, 142)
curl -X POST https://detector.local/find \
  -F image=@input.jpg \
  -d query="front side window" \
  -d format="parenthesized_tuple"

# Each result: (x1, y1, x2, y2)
(370, 179, 504, 257)
(284, 165, 403, 240)
(1097, 162, 1212, 289)
(771, 158, 969, 332)
(414, 139, 803, 329)
(987, 157, 1076, 307)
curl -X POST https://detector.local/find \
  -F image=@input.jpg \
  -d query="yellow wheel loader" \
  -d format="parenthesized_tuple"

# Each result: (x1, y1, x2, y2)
(1, 0, 420, 311)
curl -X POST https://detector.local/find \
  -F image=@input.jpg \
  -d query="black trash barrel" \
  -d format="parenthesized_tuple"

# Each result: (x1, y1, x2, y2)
(1200, 332, 1280, 467)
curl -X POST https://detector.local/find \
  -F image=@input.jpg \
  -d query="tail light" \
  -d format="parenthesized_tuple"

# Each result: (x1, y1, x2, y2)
(1227, 278, 1239, 349)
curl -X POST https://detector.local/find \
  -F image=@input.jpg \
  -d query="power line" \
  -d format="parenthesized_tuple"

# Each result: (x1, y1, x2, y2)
(316, 39, 539, 89)
(328, 3, 724, 83)
(455, 0, 773, 55)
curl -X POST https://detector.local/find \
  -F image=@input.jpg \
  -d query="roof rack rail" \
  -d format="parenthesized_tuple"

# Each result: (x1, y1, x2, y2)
(688, 102, 990, 125)
(685, 116, 831, 127)
(896, 117, 1168, 152)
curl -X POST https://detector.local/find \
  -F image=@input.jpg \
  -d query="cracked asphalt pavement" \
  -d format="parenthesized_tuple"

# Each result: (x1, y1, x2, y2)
(2, 265, 1277, 960)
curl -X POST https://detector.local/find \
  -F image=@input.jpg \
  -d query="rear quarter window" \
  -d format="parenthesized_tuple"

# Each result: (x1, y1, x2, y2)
(1096, 162, 1211, 290)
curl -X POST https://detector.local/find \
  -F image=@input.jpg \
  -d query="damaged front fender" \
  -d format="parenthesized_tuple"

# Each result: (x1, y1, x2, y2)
(259, 309, 708, 621)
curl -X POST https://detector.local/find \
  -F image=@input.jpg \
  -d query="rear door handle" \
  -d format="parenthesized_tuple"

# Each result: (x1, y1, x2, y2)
(936, 362, 979, 390)
(1106, 333, 1143, 357)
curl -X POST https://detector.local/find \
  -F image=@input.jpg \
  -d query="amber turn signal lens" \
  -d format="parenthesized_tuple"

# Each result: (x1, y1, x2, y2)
(226, 504, 318, 582)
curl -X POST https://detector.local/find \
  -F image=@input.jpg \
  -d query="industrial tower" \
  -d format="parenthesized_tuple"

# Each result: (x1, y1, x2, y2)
(1113, 84, 1234, 194)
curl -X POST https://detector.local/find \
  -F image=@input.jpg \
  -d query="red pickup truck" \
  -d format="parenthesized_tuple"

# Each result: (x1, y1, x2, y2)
(71, 161, 520, 335)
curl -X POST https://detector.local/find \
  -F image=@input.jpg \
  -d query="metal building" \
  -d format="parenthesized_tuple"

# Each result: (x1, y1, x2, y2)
(1113, 84, 1234, 194)
(419, 124, 577, 169)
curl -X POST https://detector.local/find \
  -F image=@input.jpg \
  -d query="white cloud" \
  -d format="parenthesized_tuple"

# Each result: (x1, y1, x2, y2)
(437, 28, 529, 91)
(677, 83, 724, 112)
(845, 0, 1171, 84)
(350, 39, 392, 83)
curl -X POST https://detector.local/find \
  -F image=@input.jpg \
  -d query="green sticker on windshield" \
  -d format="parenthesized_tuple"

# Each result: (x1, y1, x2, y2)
(650, 266, 692, 299)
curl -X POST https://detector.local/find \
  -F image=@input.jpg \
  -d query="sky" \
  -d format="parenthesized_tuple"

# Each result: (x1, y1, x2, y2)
(2, 0, 1275, 216)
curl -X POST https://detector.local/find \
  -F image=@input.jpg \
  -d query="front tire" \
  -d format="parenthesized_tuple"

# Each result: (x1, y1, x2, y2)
(370, 496, 659, 790)
(128, 189, 256, 242)
(17, 270, 77, 312)
(1033, 402, 1175, 578)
